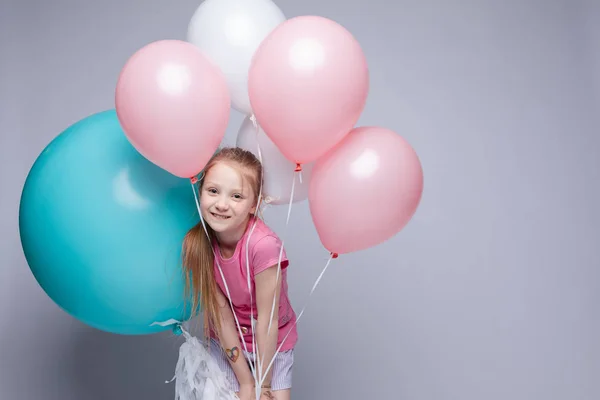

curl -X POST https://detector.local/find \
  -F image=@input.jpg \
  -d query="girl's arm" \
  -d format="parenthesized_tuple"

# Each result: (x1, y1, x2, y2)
(214, 287, 255, 387)
(254, 265, 282, 389)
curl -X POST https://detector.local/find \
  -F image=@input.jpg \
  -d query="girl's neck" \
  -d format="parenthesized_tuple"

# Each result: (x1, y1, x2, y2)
(214, 216, 253, 258)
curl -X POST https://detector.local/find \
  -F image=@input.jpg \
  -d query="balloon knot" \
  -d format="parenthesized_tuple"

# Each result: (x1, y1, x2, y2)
(190, 177, 198, 185)
(295, 163, 302, 172)
(172, 324, 183, 336)
(331, 252, 339, 259)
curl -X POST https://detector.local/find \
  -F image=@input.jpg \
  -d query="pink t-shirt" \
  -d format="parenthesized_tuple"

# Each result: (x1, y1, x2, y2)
(210, 217, 298, 353)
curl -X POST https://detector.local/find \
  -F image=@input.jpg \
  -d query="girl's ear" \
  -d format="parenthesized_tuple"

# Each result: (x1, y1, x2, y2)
(249, 196, 261, 215)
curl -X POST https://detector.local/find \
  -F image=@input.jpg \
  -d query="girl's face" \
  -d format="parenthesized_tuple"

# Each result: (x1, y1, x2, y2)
(200, 162, 257, 235)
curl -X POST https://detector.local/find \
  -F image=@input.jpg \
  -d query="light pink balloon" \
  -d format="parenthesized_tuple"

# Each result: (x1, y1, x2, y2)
(308, 127, 424, 255)
(115, 40, 230, 178)
(248, 16, 369, 166)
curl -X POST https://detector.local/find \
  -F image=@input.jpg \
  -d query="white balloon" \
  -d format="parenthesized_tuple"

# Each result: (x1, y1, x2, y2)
(187, 0, 286, 115)
(236, 117, 313, 205)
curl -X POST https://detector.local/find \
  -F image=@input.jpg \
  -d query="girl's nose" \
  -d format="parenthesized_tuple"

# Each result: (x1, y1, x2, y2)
(215, 198, 229, 211)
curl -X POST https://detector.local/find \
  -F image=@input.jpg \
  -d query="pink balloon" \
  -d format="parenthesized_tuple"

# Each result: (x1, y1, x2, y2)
(115, 40, 230, 178)
(248, 16, 369, 166)
(308, 127, 424, 255)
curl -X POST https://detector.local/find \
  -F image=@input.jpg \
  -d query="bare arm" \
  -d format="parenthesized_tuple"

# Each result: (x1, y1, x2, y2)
(214, 287, 255, 386)
(254, 265, 283, 388)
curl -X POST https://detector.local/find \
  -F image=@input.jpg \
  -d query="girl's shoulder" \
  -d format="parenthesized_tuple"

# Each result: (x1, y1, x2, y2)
(246, 217, 282, 248)
(245, 217, 288, 272)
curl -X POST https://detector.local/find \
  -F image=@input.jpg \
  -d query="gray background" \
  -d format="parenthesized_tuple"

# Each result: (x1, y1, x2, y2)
(1, 0, 599, 399)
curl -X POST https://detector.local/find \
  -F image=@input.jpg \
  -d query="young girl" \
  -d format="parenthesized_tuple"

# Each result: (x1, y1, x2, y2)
(182, 148, 298, 400)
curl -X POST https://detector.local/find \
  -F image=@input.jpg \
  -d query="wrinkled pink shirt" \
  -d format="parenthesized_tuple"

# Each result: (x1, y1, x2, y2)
(210, 217, 298, 352)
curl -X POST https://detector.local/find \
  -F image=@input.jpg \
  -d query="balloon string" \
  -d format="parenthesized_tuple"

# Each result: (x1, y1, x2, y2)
(248, 114, 266, 395)
(258, 170, 296, 378)
(190, 179, 259, 384)
(253, 168, 296, 381)
(267, 172, 295, 336)
(258, 252, 336, 387)
(249, 114, 297, 389)
(244, 204, 262, 399)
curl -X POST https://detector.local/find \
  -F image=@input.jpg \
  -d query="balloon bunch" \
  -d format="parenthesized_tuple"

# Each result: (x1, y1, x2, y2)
(19, 0, 423, 338)
(116, 0, 424, 255)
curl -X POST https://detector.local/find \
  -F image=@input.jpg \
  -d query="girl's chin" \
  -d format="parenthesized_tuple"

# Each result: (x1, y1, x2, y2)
(203, 218, 227, 230)
(203, 216, 235, 232)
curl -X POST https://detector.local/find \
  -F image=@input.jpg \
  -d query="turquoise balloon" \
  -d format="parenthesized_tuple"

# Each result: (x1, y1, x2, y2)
(19, 110, 198, 334)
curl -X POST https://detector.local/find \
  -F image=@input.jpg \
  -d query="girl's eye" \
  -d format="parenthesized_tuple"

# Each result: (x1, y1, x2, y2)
(233, 194, 242, 199)
(207, 188, 217, 194)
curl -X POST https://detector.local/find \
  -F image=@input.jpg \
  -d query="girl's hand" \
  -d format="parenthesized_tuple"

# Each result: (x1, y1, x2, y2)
(236, 383, 255, 400)
(260, 388, 276, 400)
